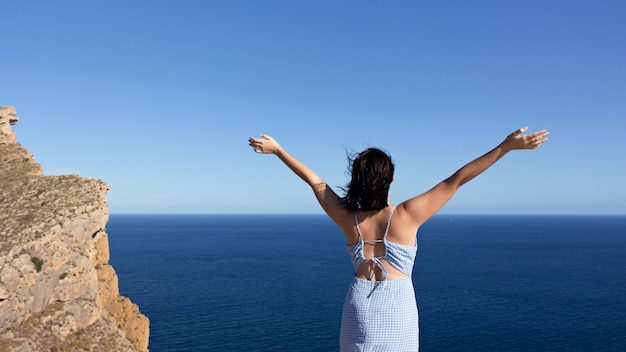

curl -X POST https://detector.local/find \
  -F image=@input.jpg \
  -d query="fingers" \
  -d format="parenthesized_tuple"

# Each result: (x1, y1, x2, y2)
(525, 130, 549, 149)
(528, 130, 549, 142)
(248, 134, 272, 153)
(248, 136, 262, 153)
(504, 127, 549, 150)
(249, 134, 269, 142)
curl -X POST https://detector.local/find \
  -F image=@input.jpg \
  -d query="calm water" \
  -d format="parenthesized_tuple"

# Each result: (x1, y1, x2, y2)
(107, 215, 626, 351)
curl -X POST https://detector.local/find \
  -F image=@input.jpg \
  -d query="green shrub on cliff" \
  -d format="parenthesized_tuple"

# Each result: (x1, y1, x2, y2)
(31, 256, 44, 272)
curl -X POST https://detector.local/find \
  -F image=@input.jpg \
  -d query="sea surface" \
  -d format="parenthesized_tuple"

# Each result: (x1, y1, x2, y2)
(107, 214, 626, 351)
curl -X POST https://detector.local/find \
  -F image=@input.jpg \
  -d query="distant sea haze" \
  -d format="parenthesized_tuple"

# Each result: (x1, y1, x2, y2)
(107, 214, 626, 351)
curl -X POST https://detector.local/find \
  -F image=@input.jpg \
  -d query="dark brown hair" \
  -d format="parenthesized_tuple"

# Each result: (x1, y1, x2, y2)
(341, 148, 394, 211)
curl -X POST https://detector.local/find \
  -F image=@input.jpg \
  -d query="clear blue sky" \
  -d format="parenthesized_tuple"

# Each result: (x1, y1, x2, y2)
(2, 1, 625, 214)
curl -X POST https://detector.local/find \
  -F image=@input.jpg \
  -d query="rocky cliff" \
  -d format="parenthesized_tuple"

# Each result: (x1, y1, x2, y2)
(0, 106, 149, 351)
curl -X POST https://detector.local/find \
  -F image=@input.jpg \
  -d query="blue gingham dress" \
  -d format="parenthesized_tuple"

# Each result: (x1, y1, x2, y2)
(340, 208, 419, 351)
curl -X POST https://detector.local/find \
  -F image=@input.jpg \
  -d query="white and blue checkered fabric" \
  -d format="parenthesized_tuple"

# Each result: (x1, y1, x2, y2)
(340, 277, 419, 351)
(341, 208, 420, 351)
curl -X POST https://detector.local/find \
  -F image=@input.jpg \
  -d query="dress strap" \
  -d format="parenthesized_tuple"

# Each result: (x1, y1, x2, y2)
(354, 207, 396, 242)
(354, 207, 396, 282)
(354, 211, 363, 241)
(382, 207, 396, 241)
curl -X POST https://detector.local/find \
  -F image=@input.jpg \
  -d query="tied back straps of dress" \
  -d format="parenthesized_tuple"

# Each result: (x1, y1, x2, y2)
(354, 207, 396, 282)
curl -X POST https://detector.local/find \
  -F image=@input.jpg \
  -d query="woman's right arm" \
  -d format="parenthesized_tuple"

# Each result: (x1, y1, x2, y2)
(398, 127, 549, 227)
(249, 134, 349, 225)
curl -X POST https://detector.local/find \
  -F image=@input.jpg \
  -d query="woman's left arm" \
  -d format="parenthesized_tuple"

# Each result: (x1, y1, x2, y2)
(249, 134, 348, 223)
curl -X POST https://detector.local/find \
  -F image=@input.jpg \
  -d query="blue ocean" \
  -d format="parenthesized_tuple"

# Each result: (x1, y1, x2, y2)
(107, 215, 626, 351)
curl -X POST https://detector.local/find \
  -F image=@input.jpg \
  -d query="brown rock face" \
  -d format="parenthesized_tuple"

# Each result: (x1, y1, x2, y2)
(0, 106, 149, 351)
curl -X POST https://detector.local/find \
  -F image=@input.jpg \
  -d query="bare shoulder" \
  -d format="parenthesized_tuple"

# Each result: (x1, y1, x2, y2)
(335, 211, 360, 244)
(387, 205, 421, 245)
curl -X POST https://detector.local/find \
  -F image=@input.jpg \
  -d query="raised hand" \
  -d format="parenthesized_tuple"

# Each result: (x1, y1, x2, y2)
(248, 134, 282, 154)
(501, 127, 549, 151)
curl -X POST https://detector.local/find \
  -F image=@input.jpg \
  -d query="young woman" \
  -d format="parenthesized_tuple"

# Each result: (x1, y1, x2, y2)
(248, 127, 549, 351)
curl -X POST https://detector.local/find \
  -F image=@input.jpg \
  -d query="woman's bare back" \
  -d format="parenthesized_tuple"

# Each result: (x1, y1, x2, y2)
(343, 205, 419, 281)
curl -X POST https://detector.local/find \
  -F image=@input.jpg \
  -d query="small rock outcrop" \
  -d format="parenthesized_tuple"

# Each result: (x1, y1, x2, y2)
(0, 106, 149, 351)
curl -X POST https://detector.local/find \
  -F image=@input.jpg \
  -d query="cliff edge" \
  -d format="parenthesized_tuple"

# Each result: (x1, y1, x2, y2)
(0, 106, 149, 351)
